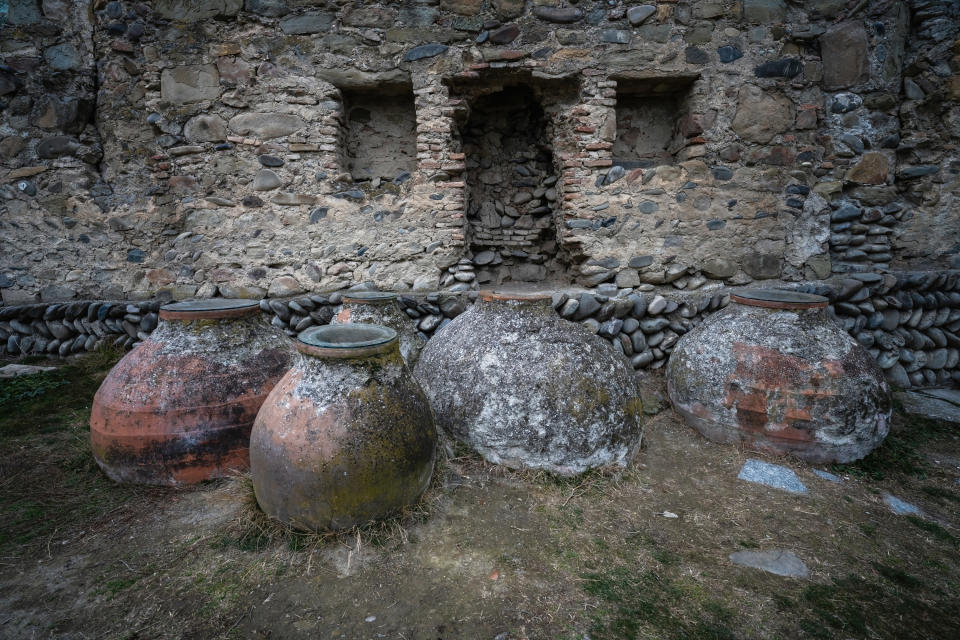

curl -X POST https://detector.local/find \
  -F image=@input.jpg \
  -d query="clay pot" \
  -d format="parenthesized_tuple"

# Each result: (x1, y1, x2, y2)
(250, 323, 437, 531)
(90, 299, 293, 486)
(667, 289, 892, 463)
(332, 291, 425, 366)
(413, 291, 644, 476)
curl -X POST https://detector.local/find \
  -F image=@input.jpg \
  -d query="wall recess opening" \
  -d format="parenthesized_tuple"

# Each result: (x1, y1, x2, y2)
(450, 72, 579, 287)
(612, 74, 699, 169)
(341, 88, 417, 183)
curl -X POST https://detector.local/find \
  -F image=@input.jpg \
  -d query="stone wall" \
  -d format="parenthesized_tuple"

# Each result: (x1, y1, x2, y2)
(1, 1, 958, 305)
(4, 269, 960, 389)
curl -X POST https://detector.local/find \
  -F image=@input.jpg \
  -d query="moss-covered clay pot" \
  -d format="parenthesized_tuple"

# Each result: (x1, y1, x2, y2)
(667, 289, 892, 464)
(332, 291, 425, 366)
(90, 299, 294, 486)
(413, 291, 643, 476)
(250, 323, 437, 531)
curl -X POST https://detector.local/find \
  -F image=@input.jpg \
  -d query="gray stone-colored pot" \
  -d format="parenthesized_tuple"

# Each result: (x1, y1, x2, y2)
(667, 289, 892, 464)
(413, 292, 644, 476)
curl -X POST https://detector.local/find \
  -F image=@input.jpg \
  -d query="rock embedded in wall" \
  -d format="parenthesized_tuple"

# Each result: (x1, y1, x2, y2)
(160, 65, 221, 104)
(731, 86, 794, 144)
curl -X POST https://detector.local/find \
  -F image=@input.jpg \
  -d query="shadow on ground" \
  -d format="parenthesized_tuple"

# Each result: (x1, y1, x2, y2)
(1, 353, 958, 639)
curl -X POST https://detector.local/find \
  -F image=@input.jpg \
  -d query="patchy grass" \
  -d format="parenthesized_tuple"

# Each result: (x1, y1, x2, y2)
(832, 408, 955, 480)
(1, 371, 958, 639)
(0, 348, 150, 553)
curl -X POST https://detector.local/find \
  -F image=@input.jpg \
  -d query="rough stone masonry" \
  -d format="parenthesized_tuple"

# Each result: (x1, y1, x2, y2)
(0, 1, 959, 386)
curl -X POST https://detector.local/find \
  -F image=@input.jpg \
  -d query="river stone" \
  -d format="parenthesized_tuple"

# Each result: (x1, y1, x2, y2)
(729, 550, 809, 578)
(627, 5, 656, 25)
(228, 112, 304, 139)
(533, 6, 583, 23)
(737, 459, 808, 494)
(404, 43, 449, 61)
(252, 169, 283, 191)
(184, 114, 227, 142)
(413, 296, 643, 476)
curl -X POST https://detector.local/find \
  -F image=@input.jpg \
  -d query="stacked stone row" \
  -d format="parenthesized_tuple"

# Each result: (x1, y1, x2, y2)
(439, 258, 478, 292)
(804, 270, 960, 388)
(828, 201, 901, 272)
(4, 273, 959, 390)
(551, 290, 731, 370)
(0, 300, 159, 358)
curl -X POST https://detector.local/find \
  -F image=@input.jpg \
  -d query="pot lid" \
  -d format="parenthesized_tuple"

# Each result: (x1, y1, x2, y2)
(297, 323, 398, 358)
(731, 289, 828, 310)
(159, 298, 260, 320)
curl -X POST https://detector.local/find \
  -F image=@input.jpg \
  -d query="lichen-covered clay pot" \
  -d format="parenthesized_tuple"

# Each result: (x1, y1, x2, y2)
(332, 291, 425, 366)
(250, 323, 437, 531)
(413, 291, 644, 476)
(667, 289, 892, 463)
(90, 299, 293, 486)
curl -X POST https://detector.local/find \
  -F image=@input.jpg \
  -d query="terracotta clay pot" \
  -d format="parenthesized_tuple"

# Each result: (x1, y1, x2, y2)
(413, 291, 644, 476)
(667, 289, 892, 463)
(332, 291, 425, 366)
(90, 299, 293, 486)
(250, 323, 437, 531)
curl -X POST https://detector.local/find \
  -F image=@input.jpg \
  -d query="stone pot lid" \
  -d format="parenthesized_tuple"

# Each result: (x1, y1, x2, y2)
(341, 291, 398, 305)
(479, 290, 553, 303)
(731, 289, 828, 310)
(297, 323, 398, 358)
(159, 299, 261, 320)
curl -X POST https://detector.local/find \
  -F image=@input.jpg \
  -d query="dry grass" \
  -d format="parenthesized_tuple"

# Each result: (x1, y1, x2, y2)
(1, 363, 959, 639)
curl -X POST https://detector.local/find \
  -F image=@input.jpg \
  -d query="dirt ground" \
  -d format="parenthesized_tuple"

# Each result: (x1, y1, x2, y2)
(1, 351, 959, 639)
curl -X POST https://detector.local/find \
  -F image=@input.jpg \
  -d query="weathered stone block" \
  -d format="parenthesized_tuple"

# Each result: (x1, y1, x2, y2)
(845, 152, 889, 185)
(160, 65, 220, 104)
(228, 112, 304, 139)
(820, 22, 868, 90)
(743, 0, 786, 23)
(184, 115, 227, 142)
(731, 85, 794, 144)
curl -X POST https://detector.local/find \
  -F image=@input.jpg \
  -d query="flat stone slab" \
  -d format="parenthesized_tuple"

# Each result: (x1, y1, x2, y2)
(895, 391, 960, 424)
(738, 459, 808, 494)
(883, 493, 922, 516)
(812, 469, 841, 483)
(0, 364, 57, 379)
(729, 550, 809, 578)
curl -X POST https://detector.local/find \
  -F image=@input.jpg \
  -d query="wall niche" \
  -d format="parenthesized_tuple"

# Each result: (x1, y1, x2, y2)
(612, 74, 698, 169)
(341, 87, 417, 183)
(454, 76, 578, 287)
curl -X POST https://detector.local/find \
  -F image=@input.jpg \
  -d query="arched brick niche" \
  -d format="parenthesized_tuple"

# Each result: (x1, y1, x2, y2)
(446, 71, 580, 287)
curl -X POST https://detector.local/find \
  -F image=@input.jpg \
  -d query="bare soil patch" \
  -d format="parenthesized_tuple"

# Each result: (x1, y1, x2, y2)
(1, 354, 958, 639)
